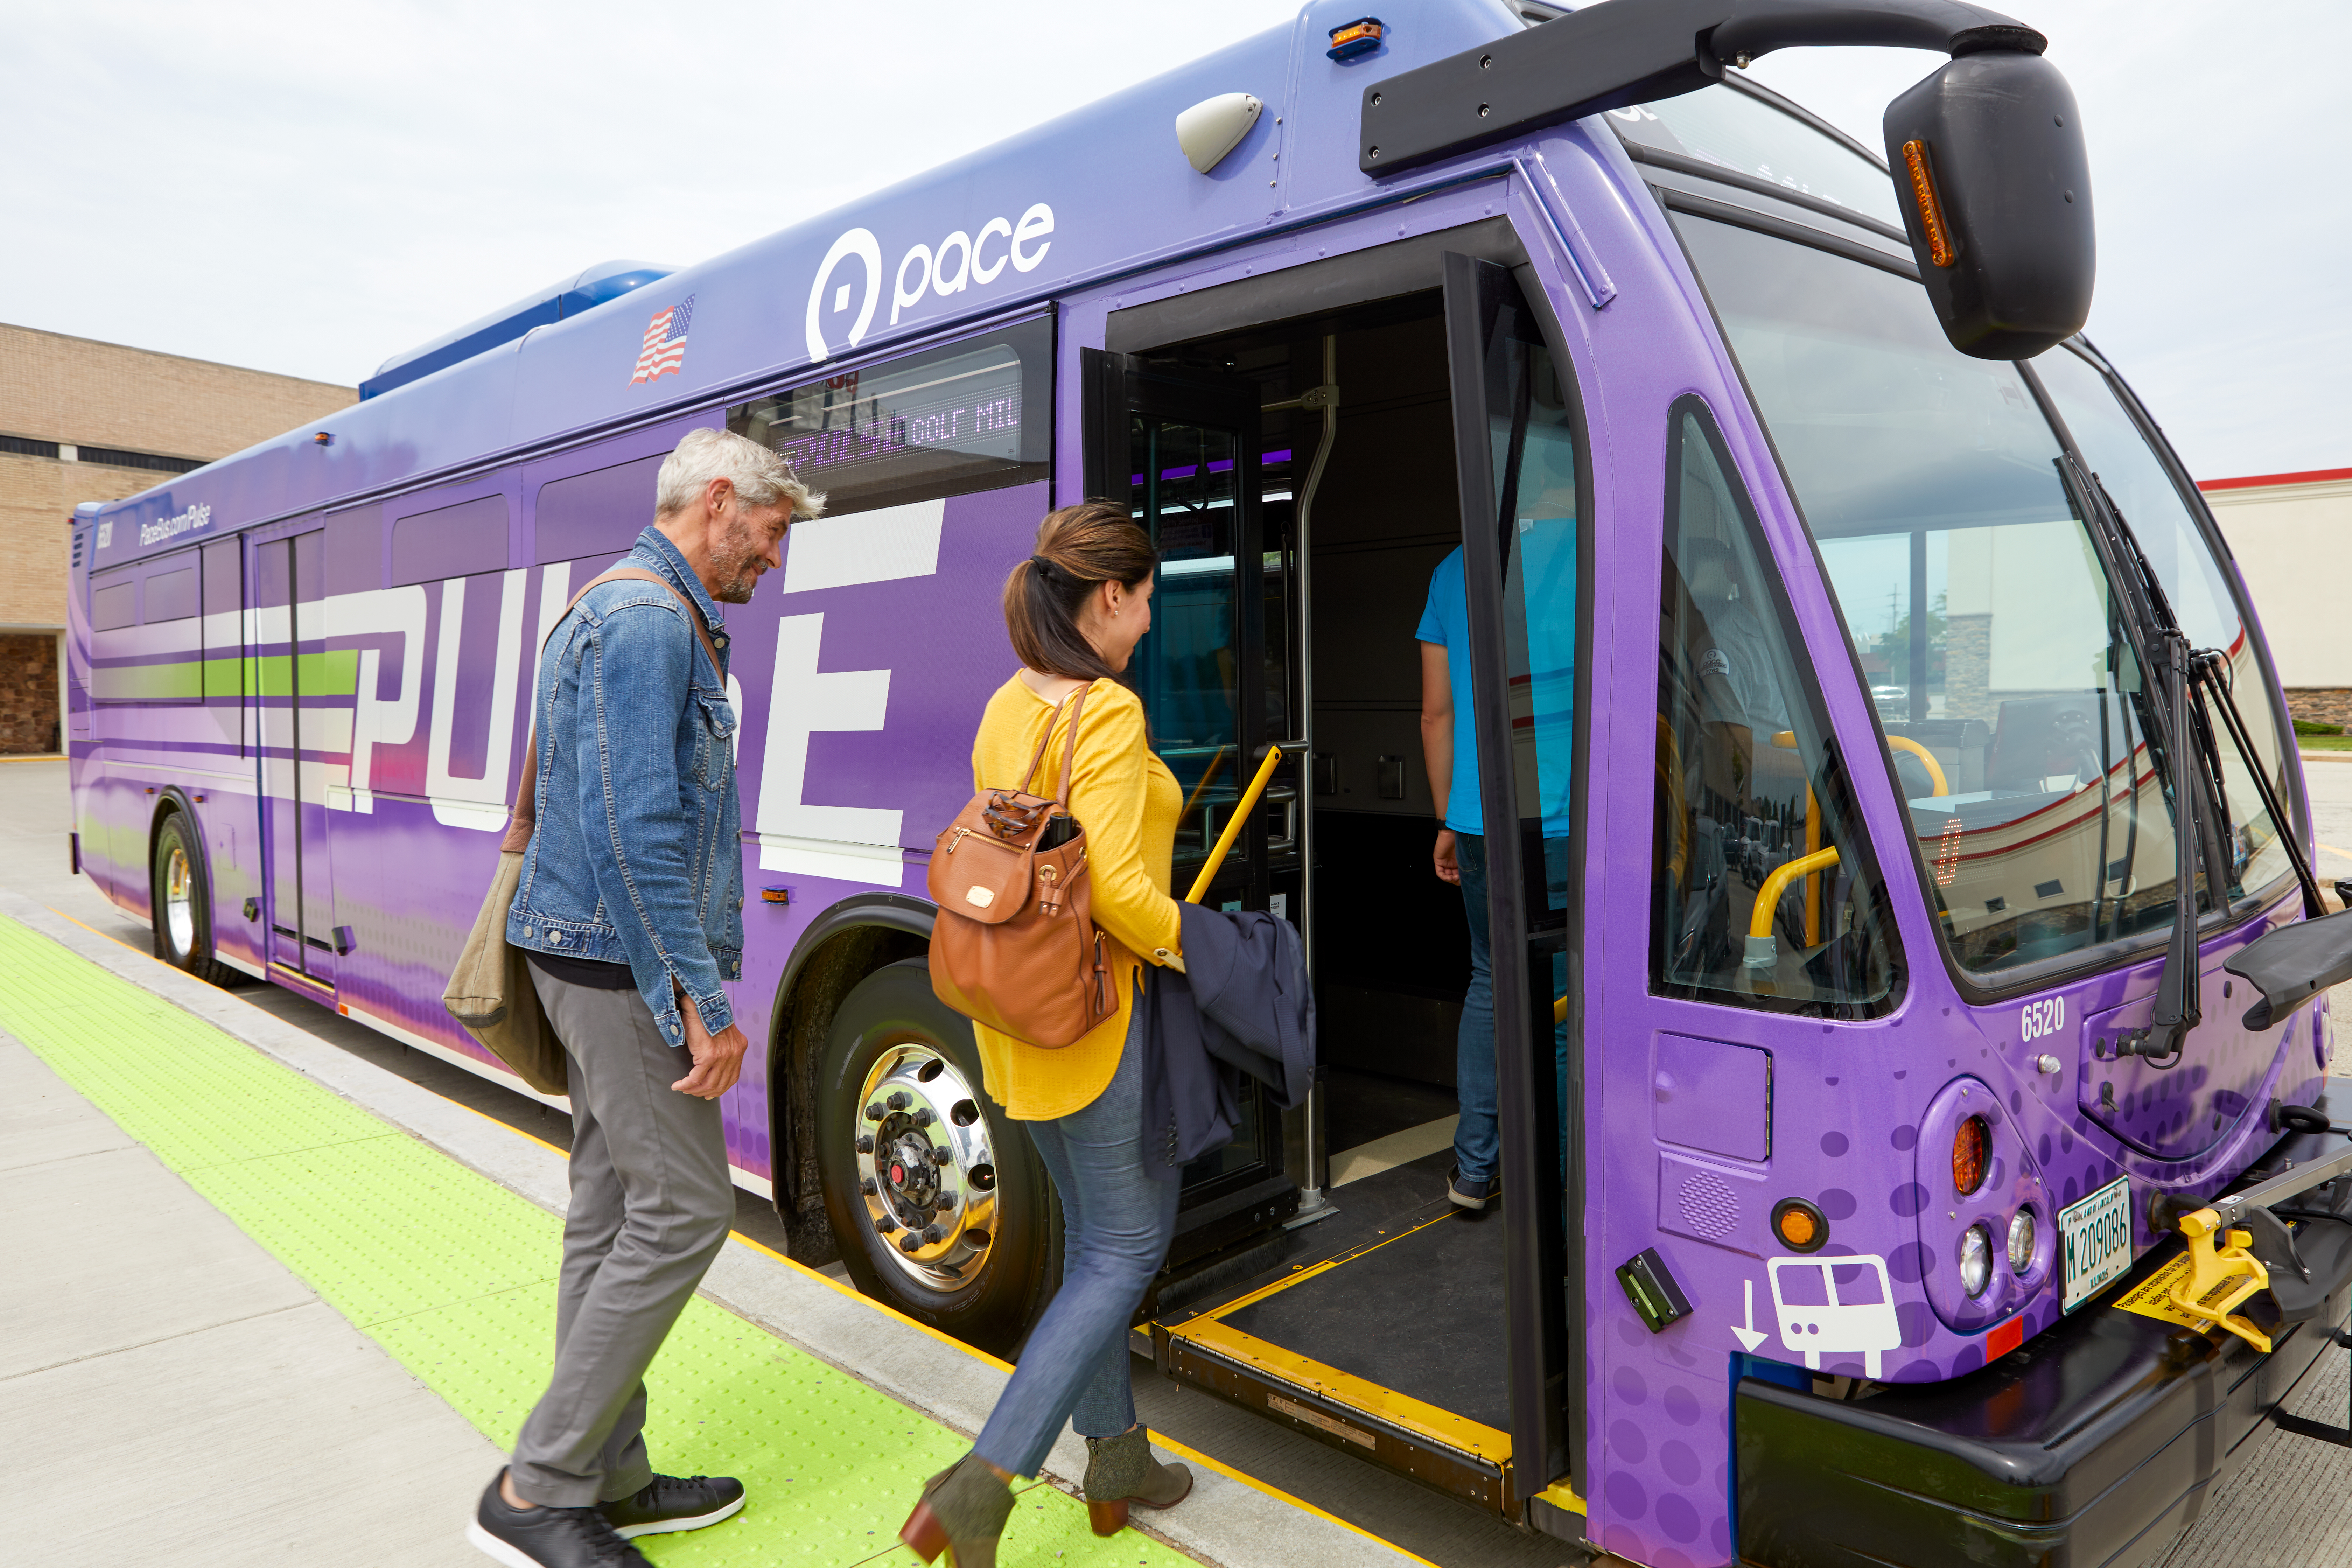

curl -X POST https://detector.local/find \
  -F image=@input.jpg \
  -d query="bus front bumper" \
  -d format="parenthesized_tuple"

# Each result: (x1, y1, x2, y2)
(1736, 1170, 2352, 1566)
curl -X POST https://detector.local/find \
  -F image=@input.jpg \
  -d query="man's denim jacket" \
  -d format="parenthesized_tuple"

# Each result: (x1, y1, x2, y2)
(507, 527, 744, 1045)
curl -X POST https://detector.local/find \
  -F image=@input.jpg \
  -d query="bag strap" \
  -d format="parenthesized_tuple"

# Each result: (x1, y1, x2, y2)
(501, 565, 726, 853)
(1016, 682, 1091, 808)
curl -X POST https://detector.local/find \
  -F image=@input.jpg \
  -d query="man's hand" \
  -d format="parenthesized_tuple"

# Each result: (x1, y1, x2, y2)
(673, 988, 747, 1099)
(1433, 827, 1461, 886)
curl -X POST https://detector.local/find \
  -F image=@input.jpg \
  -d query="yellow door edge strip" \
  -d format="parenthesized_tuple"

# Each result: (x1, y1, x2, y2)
(1195, 1208, 1462, 1323)
(1170, 1316, 1512, 1465)
(1534, 1478, 1589, 1516)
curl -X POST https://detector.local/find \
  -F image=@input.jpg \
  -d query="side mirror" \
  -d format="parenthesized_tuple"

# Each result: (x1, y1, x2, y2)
(1884, 50, 2094, 360)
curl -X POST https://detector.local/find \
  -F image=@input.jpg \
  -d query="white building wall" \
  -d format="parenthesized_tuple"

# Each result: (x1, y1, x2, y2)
(2202, 471, 2352, 691)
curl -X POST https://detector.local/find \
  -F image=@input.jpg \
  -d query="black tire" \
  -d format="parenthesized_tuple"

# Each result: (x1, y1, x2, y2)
(150, 812, 238, 986)
(816, 958, 1059, 1355)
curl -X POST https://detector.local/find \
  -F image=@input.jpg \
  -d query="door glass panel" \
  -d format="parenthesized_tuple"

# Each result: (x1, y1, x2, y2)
(1652, 400, 1900, 1013)
(1130, 420, 1244, 877)
(2033, 347, 2292, 904)
(1675, 214, 2197, 975)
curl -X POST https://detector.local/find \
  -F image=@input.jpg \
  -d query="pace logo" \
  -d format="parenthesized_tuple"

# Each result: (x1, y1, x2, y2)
(804, 203, 1055, 363)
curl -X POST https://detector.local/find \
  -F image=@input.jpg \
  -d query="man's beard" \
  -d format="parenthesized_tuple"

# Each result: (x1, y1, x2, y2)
(709, 521, 766, 604)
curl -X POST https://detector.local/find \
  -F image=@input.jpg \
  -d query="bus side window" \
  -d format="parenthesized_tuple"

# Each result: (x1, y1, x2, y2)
(1650, 400, 1899, 1015)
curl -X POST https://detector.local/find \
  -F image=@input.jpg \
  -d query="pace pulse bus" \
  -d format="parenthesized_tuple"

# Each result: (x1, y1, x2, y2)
(66, 3, 2352, 1563)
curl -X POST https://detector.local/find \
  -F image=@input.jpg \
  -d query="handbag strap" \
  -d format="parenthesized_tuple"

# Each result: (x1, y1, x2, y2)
(1016, 682, 1091, 808)
(501, 565, 726, 853)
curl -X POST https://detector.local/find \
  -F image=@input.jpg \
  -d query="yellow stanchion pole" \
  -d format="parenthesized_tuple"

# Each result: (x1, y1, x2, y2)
(1186, 746, 1283, 905)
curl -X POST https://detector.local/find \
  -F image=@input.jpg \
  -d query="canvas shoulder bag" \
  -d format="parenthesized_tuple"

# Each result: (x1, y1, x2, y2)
(441, 565, 722, 1094)
(927, 686, 1114, 1049)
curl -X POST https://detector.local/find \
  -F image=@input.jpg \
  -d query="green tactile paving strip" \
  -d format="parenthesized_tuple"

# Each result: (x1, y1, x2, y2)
(0, 916, 1194, 1568)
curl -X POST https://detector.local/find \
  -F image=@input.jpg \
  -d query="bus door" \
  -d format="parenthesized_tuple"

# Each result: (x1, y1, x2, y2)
(1080, 351, 1303, 1262)
(1083, 241, 1585, 1521)
(255, 530, 339, 986)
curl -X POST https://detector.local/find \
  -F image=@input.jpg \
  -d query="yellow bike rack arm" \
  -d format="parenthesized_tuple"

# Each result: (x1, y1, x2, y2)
(2170, 1208, 2272, 1351)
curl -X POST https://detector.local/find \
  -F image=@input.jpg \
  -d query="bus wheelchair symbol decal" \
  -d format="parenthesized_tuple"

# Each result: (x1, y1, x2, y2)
(1768, 1254, 1901, 1377)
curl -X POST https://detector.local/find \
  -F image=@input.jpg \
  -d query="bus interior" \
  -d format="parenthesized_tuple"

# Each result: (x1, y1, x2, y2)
(1116, 271, 1536, 1508)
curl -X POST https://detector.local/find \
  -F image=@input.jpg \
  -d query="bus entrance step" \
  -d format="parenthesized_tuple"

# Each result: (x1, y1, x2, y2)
(1151, 1151, 1524, 1516)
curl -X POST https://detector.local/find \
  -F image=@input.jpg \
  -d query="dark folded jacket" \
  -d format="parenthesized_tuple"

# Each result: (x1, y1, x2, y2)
(1139, 904, 1316, 1181)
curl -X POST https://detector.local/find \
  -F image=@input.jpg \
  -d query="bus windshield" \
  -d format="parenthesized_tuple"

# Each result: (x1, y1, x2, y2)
(1611, 84, 1903, 230)
(1677, 215, 2219, 975)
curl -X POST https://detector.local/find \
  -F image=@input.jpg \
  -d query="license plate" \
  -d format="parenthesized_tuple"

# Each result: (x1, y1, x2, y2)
(2061, 1175, 2133, 1311)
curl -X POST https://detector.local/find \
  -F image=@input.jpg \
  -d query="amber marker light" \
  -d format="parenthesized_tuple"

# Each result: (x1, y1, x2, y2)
(1772, 1197, 1828, 1253)
(1954, 1114, 1990, 1196)
(1900, 139, 1958, 268)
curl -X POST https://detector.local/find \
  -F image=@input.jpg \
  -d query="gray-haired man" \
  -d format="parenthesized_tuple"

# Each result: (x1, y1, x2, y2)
(469, 428, 822, 1568)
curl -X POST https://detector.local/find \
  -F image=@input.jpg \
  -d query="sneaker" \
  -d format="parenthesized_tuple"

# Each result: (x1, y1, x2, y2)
(599, 1473, 747, 1539)
(468, 1472, 651, 1568)
(1448, 1166, 1499, 1212)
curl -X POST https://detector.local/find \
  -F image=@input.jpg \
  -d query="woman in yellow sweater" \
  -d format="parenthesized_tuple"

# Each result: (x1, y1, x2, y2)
(902, 502, 1194, 1566)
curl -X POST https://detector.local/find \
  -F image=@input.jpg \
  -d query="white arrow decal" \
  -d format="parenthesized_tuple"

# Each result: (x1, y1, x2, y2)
(1732, 1278, 1768, 1352)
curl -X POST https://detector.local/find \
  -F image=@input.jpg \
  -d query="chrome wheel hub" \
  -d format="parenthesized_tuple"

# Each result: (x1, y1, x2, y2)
(163, 844, 196, 957)
(854, 1041, 997, 1290)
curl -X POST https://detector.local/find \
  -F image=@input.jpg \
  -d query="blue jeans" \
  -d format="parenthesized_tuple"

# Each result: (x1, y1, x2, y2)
(1454, 833, 1500, 1184)
(975, 1033, 1180, 1478)
(1453, 833, 1571, 1186)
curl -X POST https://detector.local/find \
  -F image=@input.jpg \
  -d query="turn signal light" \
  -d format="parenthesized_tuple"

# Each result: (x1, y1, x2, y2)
(1954, 1114, 1990, 1196)
(1772, 1197, 1829, 1253)
(1900, 139, 1958, 268)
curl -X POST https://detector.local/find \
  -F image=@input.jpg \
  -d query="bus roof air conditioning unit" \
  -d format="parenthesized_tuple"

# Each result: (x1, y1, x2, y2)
(1176, 92, 1263, 174)
(360, 258, 677, 400)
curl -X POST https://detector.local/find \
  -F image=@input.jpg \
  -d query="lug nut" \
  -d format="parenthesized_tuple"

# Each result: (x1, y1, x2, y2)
(922, 1224, 945, 1243)
(864, 1102, 884, 1121)
(887, 1091, 910, 1111)
(860, 1177, 877, 1196)
(856, 1134, 874, 1154)
(935, 1190, 958, 1211)
(899, 1234, 924, 1253)
(912, 1107, 936, 1128)
(933, 1146, 951, 1165)
(876, 1214, 898, 1234)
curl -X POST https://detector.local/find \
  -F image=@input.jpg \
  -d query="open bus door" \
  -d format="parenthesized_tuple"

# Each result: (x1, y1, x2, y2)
(1080, 351, 1307, 1265)
(1086, 245, 1585, 1525)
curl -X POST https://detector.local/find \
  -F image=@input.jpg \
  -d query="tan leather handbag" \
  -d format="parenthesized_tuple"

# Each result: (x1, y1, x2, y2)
(442, 566, 722, 1094)
(927, 688, 1114, 1048)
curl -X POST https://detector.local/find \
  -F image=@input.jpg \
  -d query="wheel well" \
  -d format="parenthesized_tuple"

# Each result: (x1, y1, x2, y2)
(765, 920, 928, 1263)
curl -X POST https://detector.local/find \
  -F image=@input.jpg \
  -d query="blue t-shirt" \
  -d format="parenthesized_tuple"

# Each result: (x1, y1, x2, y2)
(1416, 548, 1485, 836)
(1415, 529, 1578, 840)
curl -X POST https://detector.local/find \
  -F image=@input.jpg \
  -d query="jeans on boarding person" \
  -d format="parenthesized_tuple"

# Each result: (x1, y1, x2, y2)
(1452, 832, 1572, 1190)
(974, 1027, 1180, 1477)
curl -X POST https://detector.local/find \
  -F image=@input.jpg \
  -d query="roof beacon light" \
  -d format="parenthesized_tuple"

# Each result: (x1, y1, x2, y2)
(1326, 16, 1384, 62)
(312, 431, 334, 447)
(1900, 139, 1959, 268)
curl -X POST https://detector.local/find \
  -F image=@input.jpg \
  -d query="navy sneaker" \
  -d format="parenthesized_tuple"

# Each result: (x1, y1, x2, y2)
(468, 1472, 650, 1567)
(1448, 1166, 1499, 1213)
(598, 1474, 747, 1539)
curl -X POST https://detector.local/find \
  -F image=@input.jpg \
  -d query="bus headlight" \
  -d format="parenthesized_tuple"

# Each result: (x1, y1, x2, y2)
(1960, 1223, 1994, 1297)
(2008, 1208, 2037, 1274)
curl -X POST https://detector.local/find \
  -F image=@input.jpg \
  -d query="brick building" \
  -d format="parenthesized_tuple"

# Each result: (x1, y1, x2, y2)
(0, 323, 355, 751)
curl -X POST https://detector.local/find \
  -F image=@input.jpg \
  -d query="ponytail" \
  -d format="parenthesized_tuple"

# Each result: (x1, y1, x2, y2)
(1003, 500, 1157, 682)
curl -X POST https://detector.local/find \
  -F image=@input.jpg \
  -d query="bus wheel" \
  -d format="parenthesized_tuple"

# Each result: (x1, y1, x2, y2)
(151, 813, 237, 986)
(815, 958, 1058, 1356)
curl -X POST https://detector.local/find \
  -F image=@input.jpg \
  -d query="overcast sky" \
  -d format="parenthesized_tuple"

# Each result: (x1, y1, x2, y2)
(6, 0, 2342, 479)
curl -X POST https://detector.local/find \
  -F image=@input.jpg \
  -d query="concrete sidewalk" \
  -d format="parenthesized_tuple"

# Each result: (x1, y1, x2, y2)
(0, 890, 1424, 1568)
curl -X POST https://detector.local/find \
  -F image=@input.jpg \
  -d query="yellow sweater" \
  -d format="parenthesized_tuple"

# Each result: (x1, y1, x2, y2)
(967, 675, 1183, 1120)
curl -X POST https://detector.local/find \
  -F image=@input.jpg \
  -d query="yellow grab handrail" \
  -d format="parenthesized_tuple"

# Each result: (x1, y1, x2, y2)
(1186, 745, 1284, 904)
(1753, 847, 1843, 940)
(1885, 735, 1951, 797)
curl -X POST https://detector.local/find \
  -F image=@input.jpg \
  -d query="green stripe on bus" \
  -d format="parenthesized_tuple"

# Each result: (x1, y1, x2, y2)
(0, 916, 1190, 1568)
(251, 650, 362, 698)
(88, 652, 362, 704)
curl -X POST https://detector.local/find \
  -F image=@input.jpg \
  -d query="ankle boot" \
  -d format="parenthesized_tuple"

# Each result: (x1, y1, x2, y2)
(1082, 1425, 1193, 1536)
(899, 1452, 1013, 1568)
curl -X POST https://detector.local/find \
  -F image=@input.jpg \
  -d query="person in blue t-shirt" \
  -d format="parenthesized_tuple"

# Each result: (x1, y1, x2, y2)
(1417, 493, 1576, 1213)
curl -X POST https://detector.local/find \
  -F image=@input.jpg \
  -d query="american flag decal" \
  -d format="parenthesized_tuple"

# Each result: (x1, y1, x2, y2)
(629, 296, 694, 384)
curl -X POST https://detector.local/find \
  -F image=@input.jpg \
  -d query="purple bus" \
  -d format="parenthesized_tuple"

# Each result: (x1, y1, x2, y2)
(67, 3, 2352, 1563)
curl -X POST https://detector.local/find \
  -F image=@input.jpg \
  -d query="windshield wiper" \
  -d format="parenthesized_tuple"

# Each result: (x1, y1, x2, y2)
(2058, 456, 2219, 1066)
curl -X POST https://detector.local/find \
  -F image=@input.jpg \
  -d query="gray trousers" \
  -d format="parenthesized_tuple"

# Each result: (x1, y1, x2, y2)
(510, 967, 733, 1507)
